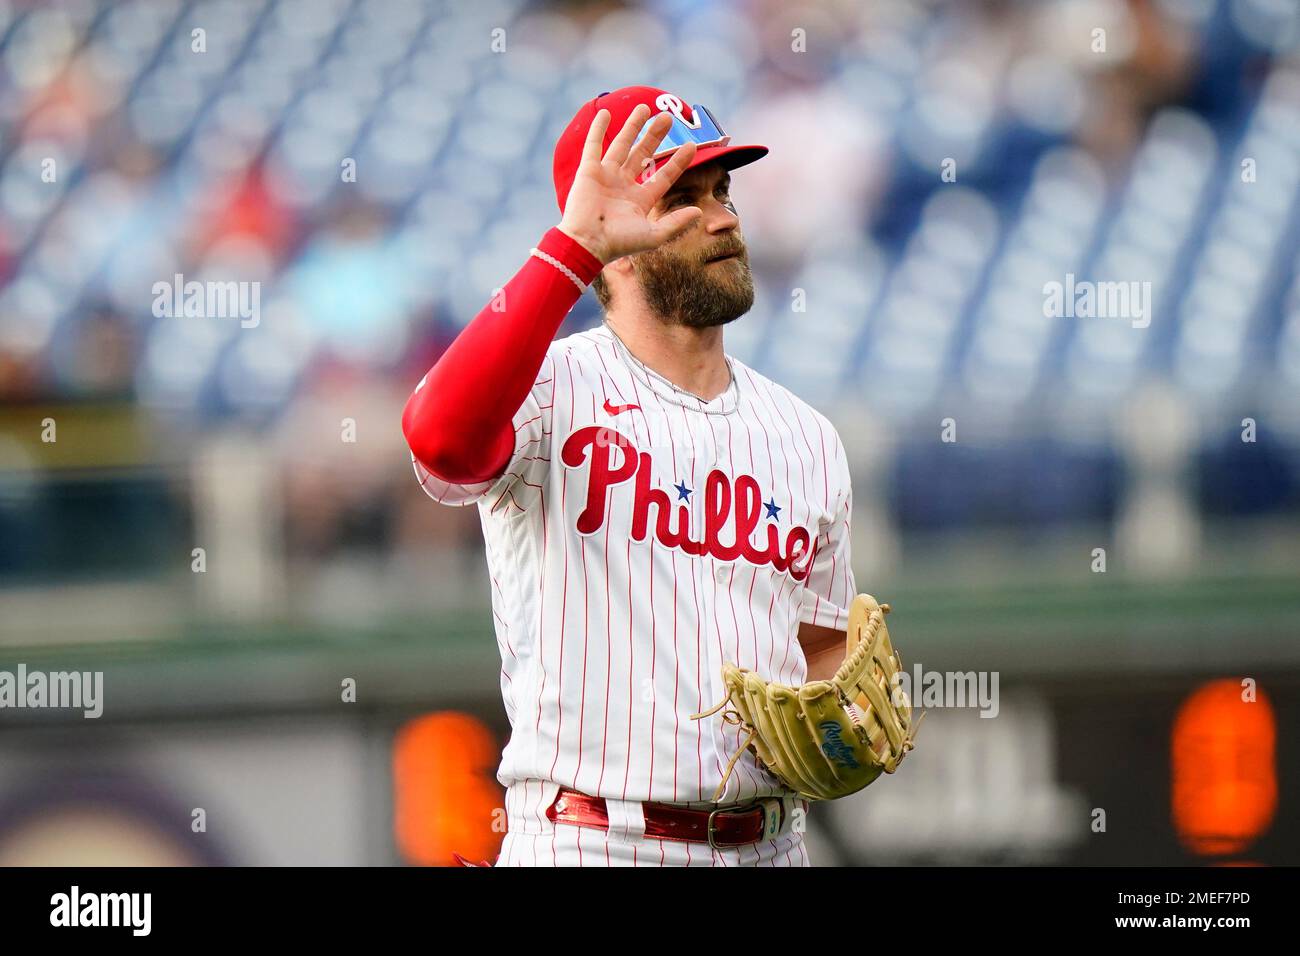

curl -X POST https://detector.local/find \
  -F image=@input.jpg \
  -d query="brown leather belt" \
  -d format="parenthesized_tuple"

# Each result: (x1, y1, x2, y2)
(546, 788, 785, 849)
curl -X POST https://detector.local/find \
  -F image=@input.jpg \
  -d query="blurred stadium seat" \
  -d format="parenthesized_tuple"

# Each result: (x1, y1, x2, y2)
(0, 0, 1295, 540)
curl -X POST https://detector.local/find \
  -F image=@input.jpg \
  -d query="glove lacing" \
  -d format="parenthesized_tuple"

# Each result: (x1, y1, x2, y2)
(691, 693, 762, 803)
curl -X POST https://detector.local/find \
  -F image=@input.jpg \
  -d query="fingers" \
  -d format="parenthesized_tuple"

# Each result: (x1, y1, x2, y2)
(581, 109, 611, 164)
(622, 111, 673, 177)
(640, 139, 697, 202)
(601, 103, 651, 169)
(648, 205, 703, 246)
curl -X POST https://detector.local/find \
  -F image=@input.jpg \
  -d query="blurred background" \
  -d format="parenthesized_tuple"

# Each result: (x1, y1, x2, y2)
(0, 0, 1296, 865)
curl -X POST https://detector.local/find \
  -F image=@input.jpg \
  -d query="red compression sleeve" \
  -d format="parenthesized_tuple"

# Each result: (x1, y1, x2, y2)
(402, 227, 603, 484)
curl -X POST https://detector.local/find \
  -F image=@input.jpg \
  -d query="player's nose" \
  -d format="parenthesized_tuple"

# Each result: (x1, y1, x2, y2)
(702, 195, 740, 235)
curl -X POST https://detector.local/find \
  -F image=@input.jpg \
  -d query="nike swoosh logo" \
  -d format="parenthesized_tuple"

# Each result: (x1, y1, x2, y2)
(603, 398, 641, 416)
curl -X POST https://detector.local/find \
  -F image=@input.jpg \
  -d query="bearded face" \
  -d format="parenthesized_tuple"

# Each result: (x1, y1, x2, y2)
(632, 228, 755, 329)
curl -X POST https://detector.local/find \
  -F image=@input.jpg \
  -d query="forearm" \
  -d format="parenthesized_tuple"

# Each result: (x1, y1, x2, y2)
(402, 100, 695, 485)
(804, 643, 844, 682)
(401, 227, 602, 483)
(799, 622, 848, 682)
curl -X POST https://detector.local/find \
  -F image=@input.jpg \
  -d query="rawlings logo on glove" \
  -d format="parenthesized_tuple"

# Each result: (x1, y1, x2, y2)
(819, 722, 860, 770)
(692, 594, 923, 802)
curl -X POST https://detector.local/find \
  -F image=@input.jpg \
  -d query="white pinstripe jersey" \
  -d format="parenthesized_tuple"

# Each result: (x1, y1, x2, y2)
(411, 322, 856, 805)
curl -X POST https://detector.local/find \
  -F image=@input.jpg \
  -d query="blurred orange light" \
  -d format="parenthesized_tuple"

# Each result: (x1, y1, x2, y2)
(393, 712, 504, 867)
(1171, 679, 1276, 857)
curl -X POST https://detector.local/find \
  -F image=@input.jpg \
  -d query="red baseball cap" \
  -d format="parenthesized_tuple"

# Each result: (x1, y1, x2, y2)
(552, 85, 768, 214)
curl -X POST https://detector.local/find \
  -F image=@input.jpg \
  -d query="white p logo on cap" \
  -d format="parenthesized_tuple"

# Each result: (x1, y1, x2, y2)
(654, 92, 701, 129)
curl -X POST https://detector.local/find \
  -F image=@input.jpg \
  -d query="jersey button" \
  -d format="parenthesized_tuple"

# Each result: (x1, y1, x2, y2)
(715, 564, 728, 582)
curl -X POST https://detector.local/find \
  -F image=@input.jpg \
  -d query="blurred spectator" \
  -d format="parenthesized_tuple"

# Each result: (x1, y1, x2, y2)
(0, 0, 1294, 584)
(283, 200, 413, 367)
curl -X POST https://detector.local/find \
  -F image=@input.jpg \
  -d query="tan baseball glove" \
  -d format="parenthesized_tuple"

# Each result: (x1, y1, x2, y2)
(692, 594, 922, 801)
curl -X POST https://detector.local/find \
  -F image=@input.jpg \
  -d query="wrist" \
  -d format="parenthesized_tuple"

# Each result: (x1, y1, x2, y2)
(538, 226, 605, 287)
(555, 221, 610, 266)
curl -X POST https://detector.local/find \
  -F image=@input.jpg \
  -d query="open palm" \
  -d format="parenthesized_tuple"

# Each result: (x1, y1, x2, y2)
(558, 104, 703, 265)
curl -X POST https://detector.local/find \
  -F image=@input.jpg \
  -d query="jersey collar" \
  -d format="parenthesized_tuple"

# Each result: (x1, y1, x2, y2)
(600, 322, 740, 416)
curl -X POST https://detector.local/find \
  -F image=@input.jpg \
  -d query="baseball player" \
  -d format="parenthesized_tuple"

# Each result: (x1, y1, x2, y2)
(402, 86, 914, 866)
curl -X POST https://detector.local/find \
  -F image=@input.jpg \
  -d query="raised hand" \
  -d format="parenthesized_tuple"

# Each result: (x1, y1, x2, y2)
(557, 104, 702, 265)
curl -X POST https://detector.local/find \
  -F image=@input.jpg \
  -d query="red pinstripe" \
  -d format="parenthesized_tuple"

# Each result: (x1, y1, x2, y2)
(668, 397, 715, 796)
(528, 357, 557, 765)
(489, 571, 519, 717)
(779, 389, 827, 623)
(808, 412, 836, 626)
(594, 341, 651, 802)
(571, 366, 594, 791)
(619, 365, 678, 802)
(544, 356, 577, 781)
(739, 383, 784, 678)
(742, 369, 800, 683)
(622, 536, 636, 800)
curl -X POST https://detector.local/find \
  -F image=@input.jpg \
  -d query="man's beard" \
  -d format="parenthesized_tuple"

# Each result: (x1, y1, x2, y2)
(632, 237, 755, 329)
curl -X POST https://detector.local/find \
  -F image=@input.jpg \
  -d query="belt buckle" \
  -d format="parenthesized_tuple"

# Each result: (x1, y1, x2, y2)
(706, 806, 744, 850)
(706, 801, 781, 850)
